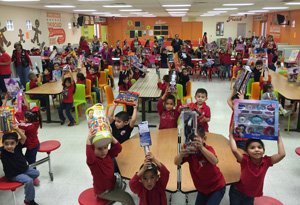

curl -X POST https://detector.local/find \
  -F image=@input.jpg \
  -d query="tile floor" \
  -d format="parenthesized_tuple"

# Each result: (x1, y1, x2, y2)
(1, 76, 300, 205)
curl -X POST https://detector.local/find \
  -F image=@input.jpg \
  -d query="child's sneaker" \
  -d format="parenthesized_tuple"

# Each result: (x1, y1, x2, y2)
(60, 118, 66, 125)
(68, 121, 76, 126)
(24, 200, 39, 205)
(33, 178, 40, 186)
(282, 109, 292, 117)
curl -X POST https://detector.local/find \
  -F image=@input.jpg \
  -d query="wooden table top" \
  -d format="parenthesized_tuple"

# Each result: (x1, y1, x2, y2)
(129, 69, 169, 98)
(180, 132, 242, 193)
(115, 128, 178, 192)
(269, 70, 300, 100)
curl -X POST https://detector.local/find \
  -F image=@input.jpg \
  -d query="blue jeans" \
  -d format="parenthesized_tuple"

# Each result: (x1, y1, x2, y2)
(236, 140, 246, 151)
(229, 185, 254, 205)
(91, 86, 101, 102)
(16, 65, 30, 88)
(58, 102, 74, 123)
(10, 168, 40, 201)
(224, 64, 231, 79)
(25, 144, 40, 168)
(161, 62, 168, 68)
(195, 186, 226, 205)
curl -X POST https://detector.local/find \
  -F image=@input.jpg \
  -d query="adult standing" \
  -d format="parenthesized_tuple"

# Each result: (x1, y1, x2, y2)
(98, 41, 113, 70)
(11, 42, 33, 88)
(202, 32, 208, 47)
(130, 36, 141, 53)
(263, 35, 278, 52)
(171, 34, 183, 53)
(123, 39, 130, 56)
(0, 45, 12, 94)
(92, 35, 100, 53)
(79, 36, 90, 57)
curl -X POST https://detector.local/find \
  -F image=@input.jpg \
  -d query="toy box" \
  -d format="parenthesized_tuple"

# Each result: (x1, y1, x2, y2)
(138, 121, 152, 147)
(182, 111, 198, 154)
(114, 91, 139, 106)
(233, 66, 252, 93)
(234, 99, 279, 141)
(142, 47, 151, 56)
(179, 103, 204, 119)
(131, 55, 148, 73)
(169, 70, 177, 93)
(4, 78, 22, 97)
(0, 106, 15, 133)
(287, 67, 299, 82)
(52, 70, 61, 82)
(288, 50, 300, 64)
(236, 44, 245, 51)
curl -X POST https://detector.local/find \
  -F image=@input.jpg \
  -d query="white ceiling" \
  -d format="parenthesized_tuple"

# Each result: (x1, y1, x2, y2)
(1, 0, 300, 17)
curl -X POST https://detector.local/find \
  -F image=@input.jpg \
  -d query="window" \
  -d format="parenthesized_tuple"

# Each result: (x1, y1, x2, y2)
(154, 25, 168, 36)
(161, 25, 168, 30)
(154, 31, 161, 35)
(26, 20, 32, 30)
(6, 20, 14, 31)
(68, 22, 72, 29)
(292, 20, 296, 28)
(161, 31, 168, 35)
(135, 21, 140, 27)
(154, 25, 161, 30)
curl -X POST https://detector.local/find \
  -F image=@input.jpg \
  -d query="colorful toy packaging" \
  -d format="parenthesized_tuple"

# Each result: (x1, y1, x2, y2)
(182, 111, 198, 154)
(85, 104, 112, 147)
(179, 103, 204, 120)
(131, 55, 148, 73)
(0, 106, 15, 133)
(4, 78, 22, 97)
(52, 70, 61, 82)
(114, 91, 139, 106)
(234, 99, 279, 141)
(142, 48, 151, 56)
(287, 67, 299, 82)
(138, 121, 152, 169)
(169, 70, 177, 93)
(233, 66, 252, 93)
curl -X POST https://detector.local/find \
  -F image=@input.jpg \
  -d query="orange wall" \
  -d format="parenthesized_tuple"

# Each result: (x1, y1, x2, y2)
(107, 17, 183, 46)
(252, 10, 300, 45)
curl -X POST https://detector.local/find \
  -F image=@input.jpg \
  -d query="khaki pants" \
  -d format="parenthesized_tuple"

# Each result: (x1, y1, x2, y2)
(98, 182, 134, 205)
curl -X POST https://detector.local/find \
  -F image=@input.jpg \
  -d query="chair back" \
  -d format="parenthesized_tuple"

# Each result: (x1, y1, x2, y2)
(73, 84, 85, 102)
(98, 71, 106, 85)
(251, 82, 261, 100)
(282, 57, 285, 63)
(232, 66, 237, 78)
(104, 85, 114, 105)
(131, 79, 136, 85)
(186, 81, 192, 96)
(176, 84, 183, 102)
(246, 78, 254, 95)
(26, 82, 30, 91)
(108, 65, 114, 77)
(85, 79, 91, 96)
(260, 89, 279, 100)
(278, 70, 287, 76)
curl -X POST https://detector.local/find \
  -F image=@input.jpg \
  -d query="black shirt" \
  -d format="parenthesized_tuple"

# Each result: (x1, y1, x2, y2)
(110, 120, 133, 144)
(253, 67, 262, 82)
(0, 143, 29, 179)
(171, 39, 183, 53)
(178, 72, 190, 96)
(161, 53, 168, 64)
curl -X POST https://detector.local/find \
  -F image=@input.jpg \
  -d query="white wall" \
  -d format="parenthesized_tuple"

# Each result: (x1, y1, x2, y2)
(182, 16, 253, 42)
(0, 5, 81, 55)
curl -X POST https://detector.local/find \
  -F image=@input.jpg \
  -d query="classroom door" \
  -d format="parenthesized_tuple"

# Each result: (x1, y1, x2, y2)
(182, 22, 203, 44)
(237, 23, 246, 38)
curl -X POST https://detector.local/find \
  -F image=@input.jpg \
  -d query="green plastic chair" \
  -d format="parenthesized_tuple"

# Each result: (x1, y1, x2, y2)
(131, 79, 136, 85)
(246, 78, 254, 98)
(237, 70, 241, 77)
(72, 84, 88, 125)
(91, 92, 97, 104)
(104, 69, 109, 84)
(171, 84, 184, 105)
(278, 70, 287, 76)
(25, 82, 41, 109)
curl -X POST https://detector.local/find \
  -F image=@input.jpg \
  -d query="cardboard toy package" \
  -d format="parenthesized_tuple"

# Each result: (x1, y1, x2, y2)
(169, 70, 177, 93)
(4, 78, 22, 97)
(182, 111, 198, 154)
(233, 66, 252, 93)
(0, 106, 15, 133)
(114, 91, 139, 106)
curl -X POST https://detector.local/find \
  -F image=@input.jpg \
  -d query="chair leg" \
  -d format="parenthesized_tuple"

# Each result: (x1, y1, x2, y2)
(12, 191, 17, 205)
(75, 106, 79, 125)
(79, 105, 82, 117)
(52, 96, 55, 109)
(90, 96, 94, 105)
(101, 88, 104, 102)
(287, 115, 290, 134)
(47, 153, 54, 181)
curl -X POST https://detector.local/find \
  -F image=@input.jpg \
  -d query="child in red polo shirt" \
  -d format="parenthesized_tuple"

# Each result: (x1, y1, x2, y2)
(229, 125, 285, 204)
(223, 48, 232, 79)
(86, 129, 134, 205)
(174, 124, 226, 204)
(157, 74, 169, 96)
(86, 67, 101, 103)
(157, 87, 182, 130)
(76, 72, 86, 85)
(129, 152, 169, 205)
(194, 88, 210, 132)
(28, 73, 46, 112)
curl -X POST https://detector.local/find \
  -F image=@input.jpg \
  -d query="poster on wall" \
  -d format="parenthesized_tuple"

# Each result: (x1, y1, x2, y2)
(46, 12, 66, 45)
(148, 30, 153, 36)
(270, 25, 281, 43)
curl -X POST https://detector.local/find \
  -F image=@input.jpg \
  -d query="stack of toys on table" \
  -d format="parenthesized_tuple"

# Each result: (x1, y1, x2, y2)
(114, 91, 139, 106)
(0, 106, 15, 133)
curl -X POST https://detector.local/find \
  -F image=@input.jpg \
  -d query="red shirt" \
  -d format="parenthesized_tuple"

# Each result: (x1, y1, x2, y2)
(15, 105, 28, 122)
(80, 41, 90, 55)
(157, 98, 182, 130)
(223, 54, 232, 65)
(133, 72, 140, 81)
(157, 82, 168, 96)
(86, 143, 122, 204)
(235, 154, 272, 197)
(183, 145, 225, 195)
(143, 58, 150, 67)
(219, 53, 225, 65)
(18, 121, 40, 150)
(195, 102, 211, 132)
(29, 80, 38, 98)
(268, 53, 273, 65)
(119, 81, 132, 91)
(202, 35, 207, 44)
(263, 41, 277, 51)
(76, 80, 85, 85)
(62, 84, 75, 103)
(15, 51, 32, 66)
(0, 53, 12, 75)
(86, 72, 98, 86)
(129, 164, 169, 205)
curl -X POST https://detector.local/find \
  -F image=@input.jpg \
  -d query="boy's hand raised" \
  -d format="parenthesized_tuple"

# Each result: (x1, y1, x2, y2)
(88, 128, 96, 142)
(179, 144, 189, 158)
(194, 136, 204, 150)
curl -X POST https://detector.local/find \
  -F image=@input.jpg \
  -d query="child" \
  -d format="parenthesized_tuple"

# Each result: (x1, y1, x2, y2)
(2, 93, 29, 122)
(42, 68, 52, 84)
(235, 52, 242, 63)
(133, 67, 141, 81)
(142, 55, 150, 68)
(160, 48, 169, 69)
(76, 72, 86, 85)
(153, 40, 160, 55)
(275, 61, 284, 72)
(267, 48, 274, 71)
(223, 48, 232, 79)
(58, 71, 76, 126)
(157, 87, 182, 129)
(194, 88, 210, 132)
(201, 55, 208, 76)
(234, 61, 242, 78)
(157, 74, 169, 97)
(118, 70, 134, 116)
(195, 46, 204, 59)
(0, 125, 40, 205)
(178, 66, 190, 97)
(148, 52, 156, 68)
(86, 129, 134, 204)
(262, 84, 292, 116)
(28, 73, 46, 112)
(52, 52, 62, 65)
(129, 152, 170, 205)
(66, 57, 75, 72)
(252, 61, 263, 82)
(174, 124, 226, 205)
(86, 67, 101, 103)
(214, 52, 224, 78)
(228, 124, 285, 204)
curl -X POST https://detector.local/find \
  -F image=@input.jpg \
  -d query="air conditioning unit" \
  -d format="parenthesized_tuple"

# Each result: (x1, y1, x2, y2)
(95, 17, 106, 23)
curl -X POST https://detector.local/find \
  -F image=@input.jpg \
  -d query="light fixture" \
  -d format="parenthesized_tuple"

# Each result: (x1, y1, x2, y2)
(248, 10, 269, 12)
(130, 12, 148, 14)
(143, 15, 156, 17)
(165, 9, 189, 11)
(103, 5, 132, 8)
(237, 12, 256, 15)
(168, 12, 187, 14)
(223, 3, 254, 6)
(1, 0, 40, 1)
(78, 0, 114, 1)
(201, 14, 216, 16)
(44, 5, 75, 8)
(202, 13, 220, 15)
(73, 9, 97, 12)
(162, 4, 191, 7)
(213, 8, 238, 10)
(119, 9, 142, 11)
(92, 12, 111, 14)
(103, 13, 121, 16)
(262, 7, 289, 9)
(230, 14, 244, 16)
(285, 2, 300, 5)
(207, 11, 227, 13)
(170, 13, 186, 16)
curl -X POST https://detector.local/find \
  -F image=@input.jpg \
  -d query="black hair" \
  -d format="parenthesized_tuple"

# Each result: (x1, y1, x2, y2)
(14, 42, 23, 49)
(65, 48, 69, 52)
(204, 32, 207, 35)
(165, 94, 175, 104)
(162, 48, 167, 52)
(144, 40, 150, 47)
(2, 132, 18, 143)
(195, 88, 208, 97)
(255, 61, 263, 66)
(196, 124, 205, 138)
(276, 61, 281, 66)
(245, 139, 265, 152)
(28, 73, 36, 80)
(115, 111, 129, 122)
(237, 60, 242, 67)
(163, 75, 169, 83)
(182, 67, 188, 72)
(63, 77, 76, 94)
(154, 40, 158, 43)
(202, 54, 207, 59)
(263, 83, 273, 93)
(24, 108, 42, 128)
(53, 63, 60, 67)
(118, 70, 130, 89)
(139, 163, 158, 175)
(77, 73, 86, 82)
(103, 41, 108, 45)
(267, 48, 272, 54)
(66, 57, 71, 63)
(231, 92, 239, 101)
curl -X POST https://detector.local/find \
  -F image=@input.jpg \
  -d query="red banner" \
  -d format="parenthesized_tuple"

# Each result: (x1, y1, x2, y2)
(48, 28, 65, 44)
(47, 12, 65, 45)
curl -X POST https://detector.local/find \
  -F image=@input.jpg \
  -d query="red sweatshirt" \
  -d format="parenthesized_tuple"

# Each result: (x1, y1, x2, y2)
(157, 82, 169, 96)
(119, 81, 132, 91)
(129, 164, 170, 205)
(157, 97, 182, 129)
(18, 121, 40, 149)
(223, 54, 232, 65)
(86, 143, 122, 204)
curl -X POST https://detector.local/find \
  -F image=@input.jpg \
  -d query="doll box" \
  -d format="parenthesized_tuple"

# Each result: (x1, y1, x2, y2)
(234, 99, 279, 141)
(138, 121, 152, 147)
(181, 111, 199, 154)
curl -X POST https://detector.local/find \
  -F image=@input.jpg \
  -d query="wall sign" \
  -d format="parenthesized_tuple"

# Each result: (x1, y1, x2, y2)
(47, 12, 66, 45)
(226, 17, 244, 23)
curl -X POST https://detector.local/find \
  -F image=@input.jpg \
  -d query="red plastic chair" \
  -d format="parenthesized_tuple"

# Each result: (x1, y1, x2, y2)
(254, 196, 283, 205)
(295, 147, 300, 156)
(78, 188, 114, 205)
(0, 176, 23, 205)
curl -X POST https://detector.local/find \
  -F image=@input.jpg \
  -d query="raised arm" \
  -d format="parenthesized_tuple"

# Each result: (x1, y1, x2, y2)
(194, 136, 218, 165)
(271, 134, 286, 165)
(108, 102, 117, 124)
(174, 144, 189, 165)
(129, 103, 138, 128)
(229, 124, 243, 162)
(13, 124, 27, 145)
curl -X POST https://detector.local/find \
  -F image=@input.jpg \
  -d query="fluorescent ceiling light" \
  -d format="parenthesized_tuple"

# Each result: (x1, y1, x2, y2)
(202, 13, 220, 15)
(285, 2, 300, 5)
(168, 12, 187, 14)
(78, 0, 114, 1)
(166, 9, 189, 11)
(223, 3, 254, 6)
(1, 0, 40, 1)
(214, 8, 237, 10)
(130, 12, 148, 14)
(248, 10, 269, 12)
(262, 7, 289, 9)
(230, 14, 244, 16)
(143, 15, 156, 17)
(201, 14, 216, 16)
(162, 4, 191, 7)
(103, 5, 132, 8)
(44, 5, 75, 8)
(238, 12, 256, 15)
(73, 9, 97, 11)
(103, 14, 121, 16)
(170, 13, 186, 16)
(92, 12, 111, 14)
(119, 9, 142, 11)
(207, 11, 227, 13)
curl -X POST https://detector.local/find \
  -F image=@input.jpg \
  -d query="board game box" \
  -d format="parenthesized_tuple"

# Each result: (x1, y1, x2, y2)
(114, 91, 139, 106)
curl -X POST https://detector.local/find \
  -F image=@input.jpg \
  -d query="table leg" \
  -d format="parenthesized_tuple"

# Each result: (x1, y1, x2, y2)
(281, 96, 285, 108)
(286, 107, 300, 132)
(44, 95, 60, 123)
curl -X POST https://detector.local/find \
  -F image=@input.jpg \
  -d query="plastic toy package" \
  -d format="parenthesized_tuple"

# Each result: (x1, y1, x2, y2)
(4, 78, 22, 97)
(131, 55, 148, 73)
(114, 91, 139, 106)
(182, 111, 199, 154)
(52, 70, 61, 82)
(287, 67, 299, 82)
(142, 47, 151, 56)
(0, 106, 15, 133)
(234, 99, 279, 141)
(85, 104, 112, 147)
(168, 70, 177, 93)
(122, 56, 130, 66)
(179, 103, 204, 120)
(233, 66, 252, 93)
